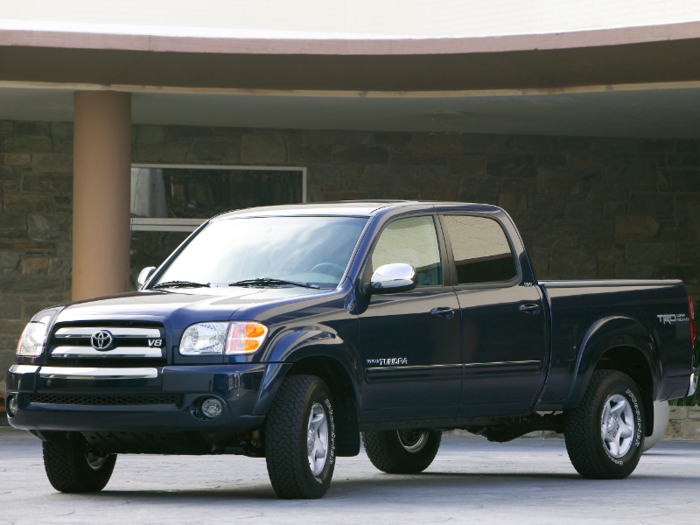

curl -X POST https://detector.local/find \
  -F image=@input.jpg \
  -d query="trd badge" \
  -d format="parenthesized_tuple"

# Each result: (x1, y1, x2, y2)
(657, 314, 689, 325)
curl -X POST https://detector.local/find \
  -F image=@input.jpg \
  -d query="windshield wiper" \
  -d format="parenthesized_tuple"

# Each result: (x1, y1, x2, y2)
(229, 278, 320, 289)
(152, 280, 211, 289)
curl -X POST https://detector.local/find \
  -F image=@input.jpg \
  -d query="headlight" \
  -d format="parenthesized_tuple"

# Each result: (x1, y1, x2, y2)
(180, 322, 229, 355)
(16, 315, 52, 356)
(179, 321, 269, 356)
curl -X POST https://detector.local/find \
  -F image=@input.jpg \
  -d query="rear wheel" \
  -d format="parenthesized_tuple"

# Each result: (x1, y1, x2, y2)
(43, 433, 116, 493)
(265, 374, 336, 499)
(565, 370, 645, 479)
(362, 429, 441, 474)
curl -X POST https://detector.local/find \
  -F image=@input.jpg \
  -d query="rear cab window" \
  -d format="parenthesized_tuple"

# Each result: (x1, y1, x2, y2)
(442, 215, 518, 285)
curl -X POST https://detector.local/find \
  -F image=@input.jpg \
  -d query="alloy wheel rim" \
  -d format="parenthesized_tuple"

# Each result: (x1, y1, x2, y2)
(85, 450, 108, 470)
(397, 430, 429, 453)
(600, 394, 636, 458)
(307, 403, 329, 477)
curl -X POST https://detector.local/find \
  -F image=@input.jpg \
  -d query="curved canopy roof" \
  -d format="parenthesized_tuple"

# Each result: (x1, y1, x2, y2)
(3, 21, 700, 138)
(3, 20, 700, 93)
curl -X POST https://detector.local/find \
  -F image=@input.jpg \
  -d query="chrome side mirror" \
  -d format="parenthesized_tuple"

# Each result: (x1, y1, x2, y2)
(137, 266, 157, 288)
(366, 263, 417, 295)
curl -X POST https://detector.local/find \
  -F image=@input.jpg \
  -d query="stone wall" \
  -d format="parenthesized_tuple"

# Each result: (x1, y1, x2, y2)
(1, 121, 699, 389)
(665, 406, 700, 440)
(0, 121, 73, 380)
(135, 125, 699, 294)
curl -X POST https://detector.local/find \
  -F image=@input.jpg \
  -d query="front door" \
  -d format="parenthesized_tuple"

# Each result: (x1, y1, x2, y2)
(440, 214, 547, 416)
(359, 215, 462, 422)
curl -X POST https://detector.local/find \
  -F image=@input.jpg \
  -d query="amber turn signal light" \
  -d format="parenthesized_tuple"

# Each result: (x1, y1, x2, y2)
(245, 324, 266, 338)
(243, 339, 260, 351)
(225, 321, 269, 354)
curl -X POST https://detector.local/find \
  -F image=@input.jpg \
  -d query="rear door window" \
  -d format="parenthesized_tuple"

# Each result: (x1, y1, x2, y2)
(442, 215, 517, 284)
(371, 216, 443, 286)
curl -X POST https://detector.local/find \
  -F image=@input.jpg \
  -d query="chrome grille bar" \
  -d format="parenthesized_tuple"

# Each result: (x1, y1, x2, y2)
(51, 346, 163, 358)
(54, 327, 161, 339)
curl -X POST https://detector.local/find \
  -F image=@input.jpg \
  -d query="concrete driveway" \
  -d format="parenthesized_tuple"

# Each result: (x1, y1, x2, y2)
(0, 427, 697, 524)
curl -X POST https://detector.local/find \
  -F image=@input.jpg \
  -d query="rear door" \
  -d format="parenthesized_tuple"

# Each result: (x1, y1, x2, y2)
(358, 214, 462, 422)
(439, 213, 548, 416)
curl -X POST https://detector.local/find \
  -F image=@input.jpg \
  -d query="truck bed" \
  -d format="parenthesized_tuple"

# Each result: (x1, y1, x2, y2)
(537, 279, 693, 411)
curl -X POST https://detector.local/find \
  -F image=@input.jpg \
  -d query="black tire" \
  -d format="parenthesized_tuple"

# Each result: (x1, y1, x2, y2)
(565, 370, 645, 479)
(43, 433, 116, 493)
(362, 429, 441, 474)
(265, 374, 337, 499)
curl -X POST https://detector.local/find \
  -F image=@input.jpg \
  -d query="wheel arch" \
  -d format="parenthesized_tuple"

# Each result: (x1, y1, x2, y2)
(565, 316, 659, 436)
(254, 331, 362, 457)
(594, 346, 655, 437)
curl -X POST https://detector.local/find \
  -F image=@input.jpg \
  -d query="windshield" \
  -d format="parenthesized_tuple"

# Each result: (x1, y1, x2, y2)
(152, 216, 368, 289)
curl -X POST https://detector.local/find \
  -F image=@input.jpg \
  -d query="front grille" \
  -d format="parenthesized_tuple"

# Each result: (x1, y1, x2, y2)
(48, 321, 167, 367)
(27, 393, 181, 406)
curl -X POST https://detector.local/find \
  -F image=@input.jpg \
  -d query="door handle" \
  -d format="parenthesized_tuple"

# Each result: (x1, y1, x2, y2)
(519, 303, 541, 315)
(430, 307, 455, 319)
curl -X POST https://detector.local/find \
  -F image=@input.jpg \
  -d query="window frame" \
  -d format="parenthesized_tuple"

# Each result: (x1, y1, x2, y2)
(130, 163, 307, 232)
(363, 213, 450, 290)
(438, 212, 522, 289)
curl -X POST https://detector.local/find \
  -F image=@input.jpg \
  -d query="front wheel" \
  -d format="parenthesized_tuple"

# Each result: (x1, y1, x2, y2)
(43, 433, 116, 493)
(564, 370, 645, 479)
(265, 374, 336, 499)
(362, 429, 441, 474)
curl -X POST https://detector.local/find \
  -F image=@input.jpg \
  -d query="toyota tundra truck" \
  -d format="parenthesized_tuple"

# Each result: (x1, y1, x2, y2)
(5, 201, 698, 499)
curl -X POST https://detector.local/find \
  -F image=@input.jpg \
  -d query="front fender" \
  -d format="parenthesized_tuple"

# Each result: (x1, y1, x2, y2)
(253, 328, 361, 416)
(565, 316, 659, 409)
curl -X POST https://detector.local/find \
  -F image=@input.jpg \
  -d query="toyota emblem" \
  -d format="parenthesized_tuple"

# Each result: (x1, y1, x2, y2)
(91, 330, 114, 351)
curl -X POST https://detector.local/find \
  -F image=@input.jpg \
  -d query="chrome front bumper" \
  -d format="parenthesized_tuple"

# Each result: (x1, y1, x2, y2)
(38, 366, 159, 380)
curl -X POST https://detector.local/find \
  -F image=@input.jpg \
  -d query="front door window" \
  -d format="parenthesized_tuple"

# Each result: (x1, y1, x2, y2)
(370, 216, 443, 286)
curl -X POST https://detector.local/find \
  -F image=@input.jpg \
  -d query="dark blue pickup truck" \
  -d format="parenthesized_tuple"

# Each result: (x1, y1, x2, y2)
(5, 201, 698, 499)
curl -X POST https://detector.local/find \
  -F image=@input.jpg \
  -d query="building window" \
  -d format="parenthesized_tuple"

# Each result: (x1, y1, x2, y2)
(129, 164, 306, 288)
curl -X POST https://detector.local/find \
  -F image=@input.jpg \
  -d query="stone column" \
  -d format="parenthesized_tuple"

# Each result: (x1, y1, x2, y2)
(72, 91, 132, 301)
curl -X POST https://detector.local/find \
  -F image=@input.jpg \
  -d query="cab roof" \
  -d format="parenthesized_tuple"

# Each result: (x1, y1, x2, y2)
(213, 200, 500, 220)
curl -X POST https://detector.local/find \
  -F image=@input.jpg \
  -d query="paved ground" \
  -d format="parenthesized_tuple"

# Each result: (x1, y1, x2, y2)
(1, 427, 698, 525)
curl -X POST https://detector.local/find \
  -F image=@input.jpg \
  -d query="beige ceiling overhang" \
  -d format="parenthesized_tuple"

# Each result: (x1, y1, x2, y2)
(3, 21, 700, 137)
(2, 21, 700, 93)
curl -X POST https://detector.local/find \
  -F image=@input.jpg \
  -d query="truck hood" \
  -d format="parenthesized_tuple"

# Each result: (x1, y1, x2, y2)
(55, 286, 330, 328)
